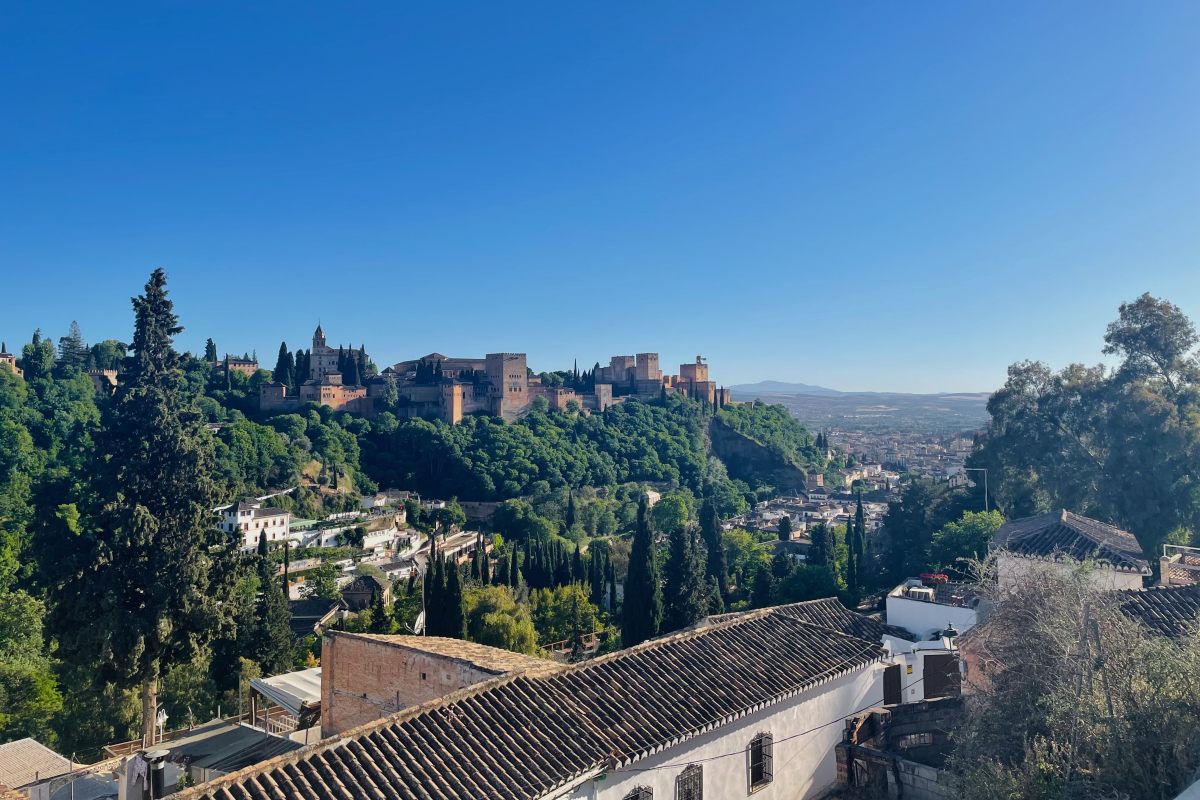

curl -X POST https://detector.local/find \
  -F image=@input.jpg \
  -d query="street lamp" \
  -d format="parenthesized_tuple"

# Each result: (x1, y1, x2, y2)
(963, 468, 988, 512)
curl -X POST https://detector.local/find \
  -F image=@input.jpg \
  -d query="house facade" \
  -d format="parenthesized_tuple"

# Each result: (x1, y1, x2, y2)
(991, 510, 1151, 592)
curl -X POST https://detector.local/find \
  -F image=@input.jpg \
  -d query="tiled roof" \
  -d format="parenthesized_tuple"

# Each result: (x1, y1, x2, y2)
(992, 510, 1150, 573)
(1119, 584, 1200, 639)
(0, 738, 71, 789)
(700, 597, 914, 642)
(172, 603, 886, 800)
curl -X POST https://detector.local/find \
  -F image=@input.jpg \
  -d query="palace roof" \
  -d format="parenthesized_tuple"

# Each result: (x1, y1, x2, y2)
(173, 602, 886, 800)
(992, 510, 1151, 573)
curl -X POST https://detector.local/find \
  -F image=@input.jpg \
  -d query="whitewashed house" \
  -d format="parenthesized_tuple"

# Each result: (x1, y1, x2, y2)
(218, 500, 293, 551)
(991, 510, 1151, 592)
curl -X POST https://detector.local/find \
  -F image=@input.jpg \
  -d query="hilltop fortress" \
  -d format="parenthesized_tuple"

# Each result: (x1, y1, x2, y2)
(261, 326, 728, 423)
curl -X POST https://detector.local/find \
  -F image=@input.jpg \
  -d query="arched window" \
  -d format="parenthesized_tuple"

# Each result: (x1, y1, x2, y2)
(623, 788, 652, 800)
(748, 732, 774, 791)
(675, 764, 702, 800)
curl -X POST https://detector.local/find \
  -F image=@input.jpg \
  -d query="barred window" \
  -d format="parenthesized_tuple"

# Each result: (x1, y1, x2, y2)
(623, 788, 652, 800)
(675, 764, 702, 800)
(748, 732, 774, 790)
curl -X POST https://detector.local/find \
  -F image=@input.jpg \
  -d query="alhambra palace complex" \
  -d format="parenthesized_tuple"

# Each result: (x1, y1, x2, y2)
(260, 325, 728, 423)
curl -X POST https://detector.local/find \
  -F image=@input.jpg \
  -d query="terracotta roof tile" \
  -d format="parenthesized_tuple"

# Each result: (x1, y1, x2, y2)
(1119, 584, 1200, 639)
(992, 510, 1150, 573)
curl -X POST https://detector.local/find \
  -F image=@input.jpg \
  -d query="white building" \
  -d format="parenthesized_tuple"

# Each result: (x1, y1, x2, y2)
(991, 510, 1151, 592)
(219, 500, 293, 551)
(886, 578, 983, 642)
(171, 600, 920, 800)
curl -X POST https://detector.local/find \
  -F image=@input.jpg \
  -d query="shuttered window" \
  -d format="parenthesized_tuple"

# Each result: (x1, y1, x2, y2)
(748, 732, 774, 790)
(675, 764, 702, 800)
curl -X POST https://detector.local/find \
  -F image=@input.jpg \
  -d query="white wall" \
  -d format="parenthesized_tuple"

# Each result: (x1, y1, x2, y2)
(886, 594, 978, 642)
(996, 554, 1145, 593)
(557, 664, 886, 800)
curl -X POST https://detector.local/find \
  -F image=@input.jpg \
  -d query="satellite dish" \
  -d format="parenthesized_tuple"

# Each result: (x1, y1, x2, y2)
(413, 611, 426, 635)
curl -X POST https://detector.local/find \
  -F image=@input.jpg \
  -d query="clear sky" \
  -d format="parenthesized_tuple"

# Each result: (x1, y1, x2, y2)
(2, 3, 1198, 393)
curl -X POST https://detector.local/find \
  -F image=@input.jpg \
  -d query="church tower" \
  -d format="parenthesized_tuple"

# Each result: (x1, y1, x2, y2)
(313, 323, 326, 349)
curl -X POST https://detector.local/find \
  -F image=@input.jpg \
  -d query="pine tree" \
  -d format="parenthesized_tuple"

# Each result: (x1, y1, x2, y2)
(57, 320, 89, 373)
(622, 493, 663, 646)
(445, 559, 466, 639)
(662, 525, 708, 633)
(204, 338, 218, 362)
(699, 497, 729, 600)
(50, 269, 234, 744)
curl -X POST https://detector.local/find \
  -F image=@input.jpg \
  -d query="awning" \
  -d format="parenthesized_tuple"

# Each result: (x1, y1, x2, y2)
(250, 667, 321, 717)
(165, 721, 301, 774)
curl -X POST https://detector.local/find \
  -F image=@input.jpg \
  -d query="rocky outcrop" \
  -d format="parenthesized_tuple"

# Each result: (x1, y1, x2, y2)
(708, 417, 808, 491)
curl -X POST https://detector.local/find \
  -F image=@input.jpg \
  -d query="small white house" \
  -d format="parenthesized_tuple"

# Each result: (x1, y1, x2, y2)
(219, 500, 293, 551)
(992, 510, 1151, 592)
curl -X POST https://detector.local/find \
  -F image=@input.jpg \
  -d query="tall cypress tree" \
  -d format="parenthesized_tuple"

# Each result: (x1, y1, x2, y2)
(662, 525, 708, 633)
(480, 543, 491, 586)
(255, 531, 294, 675)
(572, 542, 585, 584)
(509, 547, 520, 587)
(809, 523, 830, 569)
(845, 523, 859, 599)
(49, 269, 232, 744)
(622, 493, 663, 646)
(778, 514, 793, 542)
(204, 338, 218, 362)
(853, 493, 867, 588)
(273, 342, 294, 391)
(565, 492, 576, 529)
(699, 497, 729, 600)
(445, 559, 466, 639)
(606, 561, 617, 613)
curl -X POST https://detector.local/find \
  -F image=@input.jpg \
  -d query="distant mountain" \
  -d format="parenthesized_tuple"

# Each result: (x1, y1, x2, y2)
(728, 380, 843, 396)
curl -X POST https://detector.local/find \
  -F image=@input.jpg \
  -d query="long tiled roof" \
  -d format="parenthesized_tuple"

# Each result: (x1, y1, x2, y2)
(700, 597, 914, 642)
(0, 738, 71, 789)
(172, 603, 886, 800)
(1119, 584, 1200, 639)
(992, 510, 1150, 573)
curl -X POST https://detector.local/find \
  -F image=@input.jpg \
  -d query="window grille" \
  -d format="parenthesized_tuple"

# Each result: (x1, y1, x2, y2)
(748, 732, 774, 790)
(623, 788, 652, 800)
(675, 764, 702, 800)
(897, 732, 934, 749)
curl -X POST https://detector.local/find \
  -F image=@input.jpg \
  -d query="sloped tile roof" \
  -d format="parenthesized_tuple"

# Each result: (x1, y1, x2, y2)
(992, 510, 1150, 573)
(1119, 584, 1200, 639)
(337, 633, 551, 675)
(0, 738, 71, 789)
(172, 603, 886, 800)
(700, 597, 914, 642)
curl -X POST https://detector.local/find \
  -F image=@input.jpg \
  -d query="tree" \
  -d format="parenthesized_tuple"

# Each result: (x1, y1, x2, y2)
(309, 560, 341, 600)
(778, 514, 793, 542)
(254, 533, 294, 675)
(662, 524, 708, 633)
(750, 560, 775, 608)
(21, 331, 56, 381)
(444, 559, 466, 639)
(343, 352, 360, 386)
(845, 523, 859, 600)
(622, 493, 662, 646)
(0, 590, 62, 742)
(852, 493, 866, 586)
(273, 342, 294, 391)
(565, 491, 576, 529)
(57, 321, 89, 373)
(808, 523, 830, 569)
(929, 510, 1004, 577)
(369, 588, 393, 633)
(1103, 292, 1199, 397)
(204, 338, 218, 362)
(699, 497, 729, 600)
(48, 269, 232, 744)
(464, 586, 538, 654)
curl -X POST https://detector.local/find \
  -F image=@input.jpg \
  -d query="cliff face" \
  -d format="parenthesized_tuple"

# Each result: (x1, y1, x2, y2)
(708, 416, 808, 491)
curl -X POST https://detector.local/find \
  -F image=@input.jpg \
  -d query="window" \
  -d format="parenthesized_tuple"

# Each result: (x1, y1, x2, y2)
(897, 732, 933, 749)
(623, 789, 652, 800)
(748, 733, 773, 791)
(675, 764, 702, 800)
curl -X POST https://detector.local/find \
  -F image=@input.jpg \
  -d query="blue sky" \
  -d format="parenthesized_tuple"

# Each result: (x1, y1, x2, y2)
(2, 3, 1197, 392)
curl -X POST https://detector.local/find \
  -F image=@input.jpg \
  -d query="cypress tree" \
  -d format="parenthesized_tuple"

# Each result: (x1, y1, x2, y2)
(357, 344, 368, 377)
(470, 545, 481, 581)
(509, 547, 520, 587)
(699, 497, 729, 600)
(565, 492, 576, 529)
(480, 544, 491, 586)
(554, 544, 572, 587)
(343, 352, 360, 386)
(572, 542, 585, 584)
(49, 269, 235, 744)
(273, 342, 294, 391)
(854, 492, 867, 587)
(607, 560, 617, 613)
(662, 525, 708, 633)
(845, 524, 859, 599)
(622, 493, 663, 646)
(255, 532, 294, 674)
(282, 539, 291, 594)
(369, 588, 391, 633)
(778, 514, 793, 542)
(445, 559, 466, 639)
(204, 338, 218, 362)
(809, 523, 830, 569)
(751, 562, 776, 608)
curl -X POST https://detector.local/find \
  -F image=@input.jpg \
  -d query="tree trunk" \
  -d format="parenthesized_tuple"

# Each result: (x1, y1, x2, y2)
(141, 674, 158, 746)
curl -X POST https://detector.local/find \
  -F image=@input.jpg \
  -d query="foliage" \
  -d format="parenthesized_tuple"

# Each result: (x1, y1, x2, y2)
(622, 494, 662, 646)
(928, 510, 1004, 577)
(714, 400, 826, 473)
(952, 563, 1200, 800)
(661, 524, 709, 632)
(465, 586, 539, 654)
